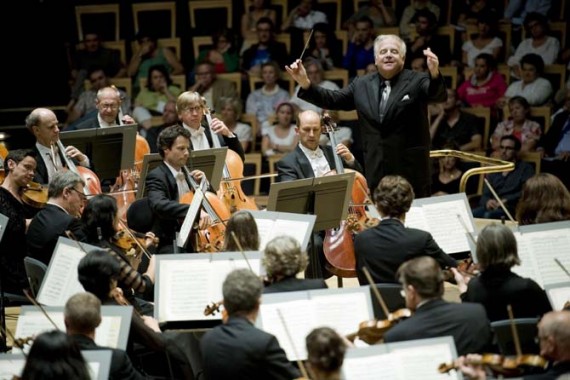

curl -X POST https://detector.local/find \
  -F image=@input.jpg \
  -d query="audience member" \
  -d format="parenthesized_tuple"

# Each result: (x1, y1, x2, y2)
(354, 175, 457, 285)
(456, 0, 497, 29)
(399, 0, 441, 41)
(383, 256, 491, 356)
(263, 235, 328, 293)
(305, 22, 343, 70)
(431, 143, 463, 196)
(145, 100, 179, 153)
(240, 0, 277, 44)
(492, 96, 542, 154)
(342, 16, 376, 78)
(306, 327, 347, 380)
(472, 135, 535, 219)
(246, 61, 290, 128)
(281, 0, 327, 32)
(454, 223, 552, 322)
(187, 61, 238, 114)
(406, 8, 452, 66)
(290, 59, 340, 114)
(457, 53, 507, 108)
(200, 269, 301, 379)
(516, 173, 570, 224)
(261, 101, 298, 157)
(503, 53, 553, 107)
(462, 12, 503, 68)
(344, 0, 396, 34)
(241, 17, 288, 77)
(503, 0, 552, 26)
(133, 64, 182, 131)
(218, 96, 253, 152)
(195, 28, 240, 74)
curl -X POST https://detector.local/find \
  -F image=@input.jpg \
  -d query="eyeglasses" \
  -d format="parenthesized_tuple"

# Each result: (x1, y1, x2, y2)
(183, 106, 203, 114)
(69, 187, 87, 202)
(99, 103, 119, 110)
(499, 145, 515, 151)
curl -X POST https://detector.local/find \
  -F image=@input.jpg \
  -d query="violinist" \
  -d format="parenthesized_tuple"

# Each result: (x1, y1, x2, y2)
(456, 311, 570, 380)
(145, 125, 212, 253)
(306, 327, 349, 380)
(453, 223, 552, 322)
(383, 256, 492, 356)
(354, 175, 457, 285)
(275, 109, 362, 278)
(26, 107, 90, 185)
(81, 194, 156, 310)
(263, 235, 328, 293)
(27, 170, 88, 265)
(176, 91, 245, 162)
(222, 210, 260, 251)
(200, 268, 301, 380)
(0, 149, 37, 296)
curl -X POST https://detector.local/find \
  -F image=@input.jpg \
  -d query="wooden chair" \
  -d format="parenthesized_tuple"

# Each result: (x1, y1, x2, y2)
(132, 2, 176, 38)
(83, 77, 133, 100)
(519, 151, 542, 174)
(139, 74, 186, 91)
(323, 69, 349, 88)
(440, 66, 458, 89)
(217, 72, 243, 97)
(462, 107, 491, 151)
(338, 110, 358, 122)
(275, 33, 291, 54)
(76, 40, 127, 64)
(192, 35, 213, 59)
(248, 75, 295, 95)
(354, 0, 395, 12)
(267, 154, 285, 184)
(75, 4, 120, 42)
(132, 37, 181, 61)
(244, 153, 262, 195)
(189, 0, 232, 29)
(150, 116, 163, 127)
(502, 106, 552, 134)
(317, 0, 342, 31)
(240, 113, 260, 151)
(335, 30, 348, 54)
(543, 64, 567, 97)
(524, 21, 566, 49)
(376, 27, 400, 36)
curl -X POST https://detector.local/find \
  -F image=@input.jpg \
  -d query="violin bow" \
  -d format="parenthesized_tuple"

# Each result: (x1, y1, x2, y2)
(362, 267, 391, 319)
(276, 308, 313, 380)
(483, 179, 516, 223)
(65, 230, 89, 255)
(230, 231, 254, 273)
(456, 214, 477, 247)
(554, 258, 570, 279)
(0, 325, 30, 357)
(117, 220, 153, 260)
(507, 304, 523, 358)
(23, 289, 61, 331)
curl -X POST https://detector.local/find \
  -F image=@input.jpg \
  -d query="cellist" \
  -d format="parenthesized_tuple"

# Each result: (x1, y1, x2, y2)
(26, 107, 91, 185)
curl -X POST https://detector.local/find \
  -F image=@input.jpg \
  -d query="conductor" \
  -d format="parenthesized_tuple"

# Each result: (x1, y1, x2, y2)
(286, 34, 447, 198)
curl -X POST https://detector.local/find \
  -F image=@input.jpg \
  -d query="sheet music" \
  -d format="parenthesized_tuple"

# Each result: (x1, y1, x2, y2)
(259, 300, 316, 361)
(95, 316, 122, 348)
(422, 201, 473, 253)
(87, 362, 100, 380)
(343, 353, 400, 379)
(0, 355, 25, 380)
(546, 285, 570, 310)
(177, 189, 204, 248)
(405, 207, 429, 232)
(391, 343, 455, 380)
(256, 219, 311, 250)
(313, 292, 369, 335)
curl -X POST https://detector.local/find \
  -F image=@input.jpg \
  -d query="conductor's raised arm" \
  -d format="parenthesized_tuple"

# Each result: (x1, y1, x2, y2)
(285, 59, 311, 90)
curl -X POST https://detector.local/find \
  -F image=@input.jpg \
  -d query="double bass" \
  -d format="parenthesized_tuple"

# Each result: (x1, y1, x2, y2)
(321, 114, 377, 278)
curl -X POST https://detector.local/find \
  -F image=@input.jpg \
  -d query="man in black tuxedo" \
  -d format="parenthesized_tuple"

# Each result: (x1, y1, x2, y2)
(144, 125, 210, 253)
(27, 170, 88, 265)
(286, 34, 447, 197)
(383, 256, 491, 356)
(354, 175, 456, 285)
(201, 269, 300, 380)
(25, 107, 90, 185)
(64, 292, 146, 380)
(276, 109, 362, 278)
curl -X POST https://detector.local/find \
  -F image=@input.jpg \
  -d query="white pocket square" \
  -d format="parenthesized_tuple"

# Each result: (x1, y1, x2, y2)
(401, 94, 410, 101)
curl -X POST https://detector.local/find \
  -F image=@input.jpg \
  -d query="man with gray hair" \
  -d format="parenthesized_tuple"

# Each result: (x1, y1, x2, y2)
(27, 170, 88, 264)
(64, 292, 145, 380)
(200, 269, 300, 379)
(287, 34, 447, 198)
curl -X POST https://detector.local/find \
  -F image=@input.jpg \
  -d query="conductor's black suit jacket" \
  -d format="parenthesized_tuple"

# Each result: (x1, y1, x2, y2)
(298, 69, 447, 197)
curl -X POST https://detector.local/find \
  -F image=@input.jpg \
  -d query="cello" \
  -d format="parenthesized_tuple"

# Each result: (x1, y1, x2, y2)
(56, 140, 102, 196)
(321, 114, 377, 278)
(204, 107, 258, 213)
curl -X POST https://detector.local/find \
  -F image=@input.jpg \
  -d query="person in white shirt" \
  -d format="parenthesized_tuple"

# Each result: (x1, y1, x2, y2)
(502, 53, 553, 106)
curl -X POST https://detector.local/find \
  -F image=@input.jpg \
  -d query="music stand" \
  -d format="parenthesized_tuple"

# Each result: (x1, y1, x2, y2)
(59, 125, 137, 180)
(136, 148, 227, 198)
(267, 172, 354, 278)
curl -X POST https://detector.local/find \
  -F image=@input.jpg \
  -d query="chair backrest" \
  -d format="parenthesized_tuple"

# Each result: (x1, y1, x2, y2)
(267, 154, 286, 184)
(24, 257, 48, 298)
(75, 4, 120, 42)
(84, 77, 133, 101)
(192, 35, 213, 59)
(519, 151, 542, 174)
(189, 0, 233, 30)
(543, 64, 567, 98)
(491, 318, 540, 355)
(316, 0, 342, 31)
(217, 72, 242, 97)
(323, 69, 349, 89)
(370, 283, 406, 320)
(126, 197, 155, 233)
(440, 65, 458, 89)
(132, 2, 177, 39)
(139, 74, 186, 92)
(76, 40, 127, 64)
(131, 37, 182, 61)
(244, 153, 262, 196)
(462, 107, 491, 150)
(240, 113, 260, 151)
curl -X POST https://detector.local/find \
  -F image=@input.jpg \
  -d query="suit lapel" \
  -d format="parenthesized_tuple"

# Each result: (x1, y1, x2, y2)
(294, 146, 315, 178)
(367, 74, 381, 120)
(384, 71, 410, 120)
(159, 162, 179, 200)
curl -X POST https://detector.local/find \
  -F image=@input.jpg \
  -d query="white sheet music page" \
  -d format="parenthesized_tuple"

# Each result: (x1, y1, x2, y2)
(255, 218, 276, 250)
(87, 362, 100, 380)
(343, 352, 401, 379)
(259, 300, 316, 361)
(421, 200, 473, 253)
(15, 313, 66, 339)
(37, 242, 86, 306)
(391, 343, 456, 380)
(313, 292, 369, 335)
(270, 219, 310, 249)
(177, 188, 204, 248)
(547, 286, 570, 310)
(209, 258, 262, 296)
(404, 206, 429, 232)
(0, 356, 25, 379)
(95, 316, 122, 349)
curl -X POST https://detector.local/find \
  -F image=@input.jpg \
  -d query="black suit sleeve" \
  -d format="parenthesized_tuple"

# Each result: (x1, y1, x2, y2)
(425, 233, 457, 269)
(276, 156, 301, 182)
(146, 170, 189, 220)
(110, 349, 146, 380)
(223, 135, 245, 162)
(263, 335, 302, 380)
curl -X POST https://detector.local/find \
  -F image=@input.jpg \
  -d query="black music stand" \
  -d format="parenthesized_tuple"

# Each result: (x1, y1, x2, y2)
(136, 148, 227, 198)
(59, 125, 137, 181)
(266, 172, 354, 279)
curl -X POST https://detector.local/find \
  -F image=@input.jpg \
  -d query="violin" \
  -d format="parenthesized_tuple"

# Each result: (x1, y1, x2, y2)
(438, 353, 548, 377)
(347, 308, 412, 345)
(21, 181, 48, 208)
(203, 300, 228, 322)
(442, 257, 480, 282)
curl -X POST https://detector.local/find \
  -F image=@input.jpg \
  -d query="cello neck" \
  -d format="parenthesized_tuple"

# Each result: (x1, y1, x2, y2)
(322, 114, 344, 174)
(56, 140, 79, 174)
(204, 107, 222, 149)
(182, 165, 221, 222)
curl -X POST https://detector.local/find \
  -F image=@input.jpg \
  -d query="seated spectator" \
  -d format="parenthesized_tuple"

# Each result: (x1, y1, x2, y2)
(305, 22, 343, 70)
(472, 135, 535, 219)
(343, 0, 396, 36)
(240, 0, 277, 44)
(462, 12, 503, 68)
(241, 17, 288, 77)
(516, 173, 570, 225)
(145, 99, 179, 153)
(342, 16, 375, 78)
(132, 64, 182, 132)
(430, 89, 482, 151)
(431, 143, 463, 196)
(507, 12, 560, 78)
(188, 61, 238, 114)
(457, 53, 507, 108)
(502, 53, 553, 107)
(219, 96, 252, 152)
(406, 8, 452, 66)
(261, 101, 298, 157)
(491, 96, 542, 155)
(456, 0, 497, 29)
(66, 66, 131, 127)
(290, 58, 340, 114)
(127, 31, 184, 95)
(502, 0, 552, 26)
(246, 61, 290, 128)
(399, 0, 441, 41)
(410, 56, 428, 72)
(195, 28, 240, 74)
(281, 0, 327, 33)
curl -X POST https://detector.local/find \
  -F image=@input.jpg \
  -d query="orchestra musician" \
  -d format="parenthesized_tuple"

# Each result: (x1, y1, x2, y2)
(275, 109, 362, 278)
(145, 125, 211, 253)
(305, 327, 348, 380)
(200, 268, 301, 380)
(26, 107, 91, 185)
(0, 149, 38, 296)
(26, 170, 88, 265)
(222, 210, 260, 251)
(354, 175, 456, 285)
(383, 256, 492, 356)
